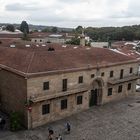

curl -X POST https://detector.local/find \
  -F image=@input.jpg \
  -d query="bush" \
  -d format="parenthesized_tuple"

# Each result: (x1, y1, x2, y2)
(6, 24, 15, 32)
(10, 112, 22, 131)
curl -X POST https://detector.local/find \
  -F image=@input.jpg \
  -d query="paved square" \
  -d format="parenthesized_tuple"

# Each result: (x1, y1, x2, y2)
(1, 93, 140, 140)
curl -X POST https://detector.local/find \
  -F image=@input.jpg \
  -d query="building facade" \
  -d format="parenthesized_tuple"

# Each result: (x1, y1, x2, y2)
(28, 63, 138, 128)
(31, 34, 72, 44)
(0, 45, 139, 129)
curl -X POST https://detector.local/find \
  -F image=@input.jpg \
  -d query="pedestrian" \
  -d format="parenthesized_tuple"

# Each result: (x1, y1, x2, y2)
(48, 127, 54, 140)
(66, 122, 71, 134)
(48, 127, 54, 135)
(48, 134, 53, 140)
(57, 134, 62, 140)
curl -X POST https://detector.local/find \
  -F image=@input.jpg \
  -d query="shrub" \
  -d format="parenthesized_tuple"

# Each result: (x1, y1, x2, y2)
(10, 112, 22, 131)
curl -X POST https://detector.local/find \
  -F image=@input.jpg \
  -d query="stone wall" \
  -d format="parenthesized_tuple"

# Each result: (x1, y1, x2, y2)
(101, 63, 138, 103)
(31, 91, 89, 128)
(27, 62, 139, 128)
(31, 37, 66, 44)
(0, 70, 28, 127)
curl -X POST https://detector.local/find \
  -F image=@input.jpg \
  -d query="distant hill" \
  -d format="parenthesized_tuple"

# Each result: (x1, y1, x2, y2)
(1, 23, 140, 41)
(85, 25, 140, 41)
(0, 23, 74, 32)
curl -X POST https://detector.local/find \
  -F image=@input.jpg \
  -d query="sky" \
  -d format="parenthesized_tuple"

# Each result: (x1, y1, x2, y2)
(0, 0, 140, 28)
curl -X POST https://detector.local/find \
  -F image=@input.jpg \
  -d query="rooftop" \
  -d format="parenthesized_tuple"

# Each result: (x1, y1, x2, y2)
(0, 43, 138, 78)
(29, 32, 75, 39)
(112, 41, 140, 60)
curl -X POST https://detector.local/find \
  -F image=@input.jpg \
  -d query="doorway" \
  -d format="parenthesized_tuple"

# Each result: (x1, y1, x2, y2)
(89, 89, 98, 107)
(89, 78, 103, 107)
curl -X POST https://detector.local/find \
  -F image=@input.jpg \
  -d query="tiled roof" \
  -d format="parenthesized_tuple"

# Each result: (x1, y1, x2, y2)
(0, 33, 23, 38)
(111, 48, 140, 59)
(0, 38, 21, 46)
(29, 32, 52, 38)
(0, 32, 74, 40)
(0, 44, 138, 77)
(111, 42, 140, 60)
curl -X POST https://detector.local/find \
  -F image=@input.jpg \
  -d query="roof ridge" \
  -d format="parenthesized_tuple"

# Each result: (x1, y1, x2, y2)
(26, 50, 35, 73)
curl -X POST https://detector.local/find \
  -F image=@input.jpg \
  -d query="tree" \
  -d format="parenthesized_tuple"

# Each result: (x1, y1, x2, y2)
(42, 28, 50, 32)
(75, 26, 83, 34)
(6, 24, 15, 32)
(135, 30, 140, 40)
(20, 21, 29, 34)
(51, 27, 58, 33)
(66, 37, 80, 45)
(10, 112, 22, 131)
(22, 29, 29, 41)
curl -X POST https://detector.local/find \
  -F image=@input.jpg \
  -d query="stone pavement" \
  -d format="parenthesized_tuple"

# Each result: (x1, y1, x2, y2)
(1, 94, 140, 140)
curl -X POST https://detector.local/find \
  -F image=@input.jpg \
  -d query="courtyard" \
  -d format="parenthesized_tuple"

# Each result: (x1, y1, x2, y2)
(1, 93, 140, 140)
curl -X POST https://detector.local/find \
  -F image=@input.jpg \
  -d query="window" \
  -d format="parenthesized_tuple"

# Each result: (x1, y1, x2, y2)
(61, 99, 67, 110)
(91, 74, 95, 78)
(128, 83, 131, 90)
(78, 76, 83, 83)
(42, 104, 50, 115)
(77, 95, 83, 105)
(120, 69, 124, 79)
(110, 71, 114, 78)
(118, 85, 123, 93)
(43, 82, 49, 90)
(130, 67, 133, 74)
(108, 88, 112, 96)
(101, 72, 104, 77)
(35, 40, 37, 42)
(40, 40, 42, 42)
(62, 79, 67, 91)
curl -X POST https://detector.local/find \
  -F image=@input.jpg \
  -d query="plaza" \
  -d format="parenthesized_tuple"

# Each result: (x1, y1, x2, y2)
(1, 93, 140, 140)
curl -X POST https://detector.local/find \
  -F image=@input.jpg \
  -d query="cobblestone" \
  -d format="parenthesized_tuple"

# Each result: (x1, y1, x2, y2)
(1, 94, 140, 140)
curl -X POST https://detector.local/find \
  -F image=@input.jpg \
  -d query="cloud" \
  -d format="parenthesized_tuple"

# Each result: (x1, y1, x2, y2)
(1, 0, 140, 27)
(5, 3, 41, 11)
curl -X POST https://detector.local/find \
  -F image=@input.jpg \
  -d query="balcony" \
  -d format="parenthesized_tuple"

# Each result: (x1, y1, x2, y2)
(108, 73, 139, 85)
(30, 84, 89, 103)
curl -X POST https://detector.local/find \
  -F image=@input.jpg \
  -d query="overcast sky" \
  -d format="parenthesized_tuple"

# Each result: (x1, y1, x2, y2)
(0, 0, 140, 28)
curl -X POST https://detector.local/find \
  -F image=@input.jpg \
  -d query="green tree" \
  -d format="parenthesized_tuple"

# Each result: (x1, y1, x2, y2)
(75, 26, 83, 34)
(135, 30, 140, 40)
(10, 112, 22, 131)
(20, 21, 29, 34)
(22, 29, 30, 41)
(6, 24, 15, 32)
(42, 28, 50, 32)
(51, 27, 58, 33)
(66, 37, 80, 45)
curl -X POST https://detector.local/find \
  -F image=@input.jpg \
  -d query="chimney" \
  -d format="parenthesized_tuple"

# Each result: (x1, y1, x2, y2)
(10, 44, 16, 48)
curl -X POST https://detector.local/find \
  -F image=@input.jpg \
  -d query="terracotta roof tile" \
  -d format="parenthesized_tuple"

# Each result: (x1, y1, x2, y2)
(0, 44, 137, 77)
(0, 33, 23, 38)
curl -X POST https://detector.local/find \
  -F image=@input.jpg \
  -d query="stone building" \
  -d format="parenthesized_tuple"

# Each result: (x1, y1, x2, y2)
(90, 42, 108, 48)
(30, 33, 72, 44)
(0, 44, 139, 129)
